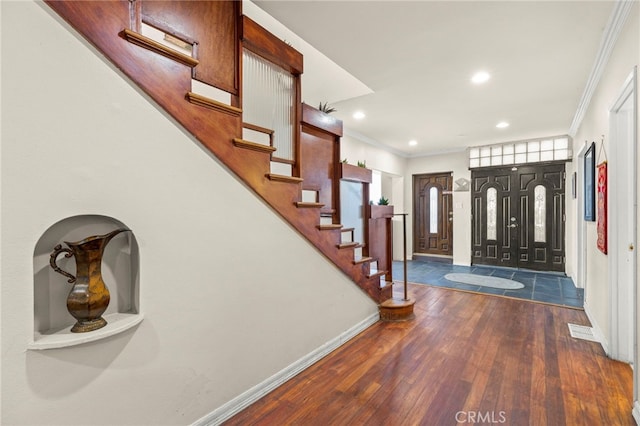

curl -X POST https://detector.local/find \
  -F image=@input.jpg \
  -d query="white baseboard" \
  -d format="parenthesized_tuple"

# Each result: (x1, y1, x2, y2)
(192, 312, 380, 426)
(633, 400, 640, 424)
(583, 301, 610, 355)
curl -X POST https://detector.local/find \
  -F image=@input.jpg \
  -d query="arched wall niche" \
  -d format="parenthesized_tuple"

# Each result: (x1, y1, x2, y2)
(31, 214, 142, 350)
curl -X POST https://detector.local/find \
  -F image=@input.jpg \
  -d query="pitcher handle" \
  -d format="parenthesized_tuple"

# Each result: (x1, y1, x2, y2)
(50, 244, 76, 283)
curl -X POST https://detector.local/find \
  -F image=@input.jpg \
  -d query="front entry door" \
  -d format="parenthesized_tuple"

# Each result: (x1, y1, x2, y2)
(413, 173, 453, 256)
(471, 163, 565, 272)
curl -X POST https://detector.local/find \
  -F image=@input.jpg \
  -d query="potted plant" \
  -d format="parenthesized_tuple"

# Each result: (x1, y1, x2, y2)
(370, 196, 393, 218)
(318, 102, 336, 114)
(341, 161, 372, 183)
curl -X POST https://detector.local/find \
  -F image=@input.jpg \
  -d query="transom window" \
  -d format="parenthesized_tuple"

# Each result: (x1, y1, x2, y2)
(469, 136, 571, 168)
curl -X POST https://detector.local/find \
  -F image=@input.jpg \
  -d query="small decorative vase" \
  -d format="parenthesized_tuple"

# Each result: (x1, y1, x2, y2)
(50, 228, 130, 333)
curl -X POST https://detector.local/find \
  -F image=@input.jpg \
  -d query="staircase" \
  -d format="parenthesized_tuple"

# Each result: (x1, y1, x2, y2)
(46, 0, 413, 319)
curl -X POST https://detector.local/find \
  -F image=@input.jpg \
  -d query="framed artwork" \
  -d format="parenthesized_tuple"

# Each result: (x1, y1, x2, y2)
(454, 177, 470, 192)
(597, 162, 607, 253)
(584, 142, 595, 221)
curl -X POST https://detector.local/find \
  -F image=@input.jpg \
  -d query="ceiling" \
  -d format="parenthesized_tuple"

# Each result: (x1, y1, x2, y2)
(251, 1, 614, 157)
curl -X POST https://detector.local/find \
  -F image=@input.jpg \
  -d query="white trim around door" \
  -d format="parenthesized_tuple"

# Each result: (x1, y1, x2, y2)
(608, 67, 637, 424)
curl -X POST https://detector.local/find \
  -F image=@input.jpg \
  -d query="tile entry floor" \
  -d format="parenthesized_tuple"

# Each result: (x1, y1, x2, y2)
(392, 258, 584, 308)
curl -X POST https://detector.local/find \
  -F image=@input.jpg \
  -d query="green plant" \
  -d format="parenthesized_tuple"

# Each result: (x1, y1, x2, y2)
(378, 196, 389, 205)
(357, 160, 367, 168)
(318, 101, 336, 114)
(342, 158, 349, 164)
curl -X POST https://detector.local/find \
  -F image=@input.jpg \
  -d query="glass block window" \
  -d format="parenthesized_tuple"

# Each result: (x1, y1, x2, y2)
(469, 136, 571, 169)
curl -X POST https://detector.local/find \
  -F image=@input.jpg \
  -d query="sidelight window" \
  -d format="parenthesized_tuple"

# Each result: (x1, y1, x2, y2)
(429, 187, 438, 233)
(487, 188, 497, 240)
(534, 185, 546, 242)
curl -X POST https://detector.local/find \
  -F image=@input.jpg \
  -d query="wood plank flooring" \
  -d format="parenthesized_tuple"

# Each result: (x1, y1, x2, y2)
(224, 284, 634, 425)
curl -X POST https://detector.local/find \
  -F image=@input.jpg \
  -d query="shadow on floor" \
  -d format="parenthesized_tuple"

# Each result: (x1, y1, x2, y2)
(392, 258, 584, 309)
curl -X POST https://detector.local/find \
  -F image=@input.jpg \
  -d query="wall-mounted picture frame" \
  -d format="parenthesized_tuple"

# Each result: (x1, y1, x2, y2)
(584, 142, 596, 221)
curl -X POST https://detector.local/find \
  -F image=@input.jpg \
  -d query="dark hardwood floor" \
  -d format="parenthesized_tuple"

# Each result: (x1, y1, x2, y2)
(224, 284, 634, 425)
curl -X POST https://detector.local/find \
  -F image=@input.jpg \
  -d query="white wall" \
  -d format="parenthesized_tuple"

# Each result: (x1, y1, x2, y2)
(341, 137, 471, 265)
(341, 134, 409, 260)
(1, 2, 377, 425)
(341, 134, 408, 177)
(570, 2, 639, 351)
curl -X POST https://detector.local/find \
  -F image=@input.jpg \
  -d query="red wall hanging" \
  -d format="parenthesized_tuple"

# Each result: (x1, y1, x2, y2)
(597, 161, 607, 254)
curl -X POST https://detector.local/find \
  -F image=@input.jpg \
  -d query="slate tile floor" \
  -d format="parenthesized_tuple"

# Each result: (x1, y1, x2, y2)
(392, 258, 584, 308)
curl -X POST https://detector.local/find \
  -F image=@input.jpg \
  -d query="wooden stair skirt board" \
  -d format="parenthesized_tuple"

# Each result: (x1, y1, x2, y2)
(379, 298, 416, 322)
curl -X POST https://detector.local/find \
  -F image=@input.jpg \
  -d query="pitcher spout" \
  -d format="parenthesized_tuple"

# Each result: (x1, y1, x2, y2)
(65, 228, 131, 249)
(103, 228, 131, 244)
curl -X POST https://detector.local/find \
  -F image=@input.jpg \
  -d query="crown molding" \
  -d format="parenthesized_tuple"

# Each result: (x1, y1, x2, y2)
(568, 1, 635, 137)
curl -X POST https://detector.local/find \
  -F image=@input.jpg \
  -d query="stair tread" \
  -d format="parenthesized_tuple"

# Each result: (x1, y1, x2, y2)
(341, 227, 355, 232)
(353, 256, 374, 265)
(367, 270, 387, 279)
(337, 242, 359, 249)
(295, 202, 325, 208)
(187, 92, 242, 116)
(122, 29, 200, 68)
(232, 138, 277, 154)
(317, 224, 344, 230)
(266, 174, 304, 183)
(379, 280, 393, 289)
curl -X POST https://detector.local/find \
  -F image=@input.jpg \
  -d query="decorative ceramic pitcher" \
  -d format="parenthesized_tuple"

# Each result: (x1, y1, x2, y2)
(49, 228, 130, 333)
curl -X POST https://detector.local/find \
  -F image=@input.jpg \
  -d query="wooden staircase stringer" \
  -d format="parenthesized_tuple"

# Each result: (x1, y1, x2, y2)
(45, 1, 390, 305)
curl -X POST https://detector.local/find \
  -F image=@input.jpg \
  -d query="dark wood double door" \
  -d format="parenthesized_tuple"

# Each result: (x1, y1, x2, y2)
(471, 163, 565, 272)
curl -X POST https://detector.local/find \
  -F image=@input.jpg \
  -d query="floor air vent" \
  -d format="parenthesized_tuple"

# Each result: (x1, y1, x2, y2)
(568, 323, 599, 342)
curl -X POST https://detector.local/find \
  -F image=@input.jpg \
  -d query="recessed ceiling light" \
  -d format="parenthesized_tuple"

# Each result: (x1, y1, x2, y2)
(353, 111, 366, 120)
(471, 71, 490, 84)
(496, 121, 509, 128)
(409, 140, 418, 146)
